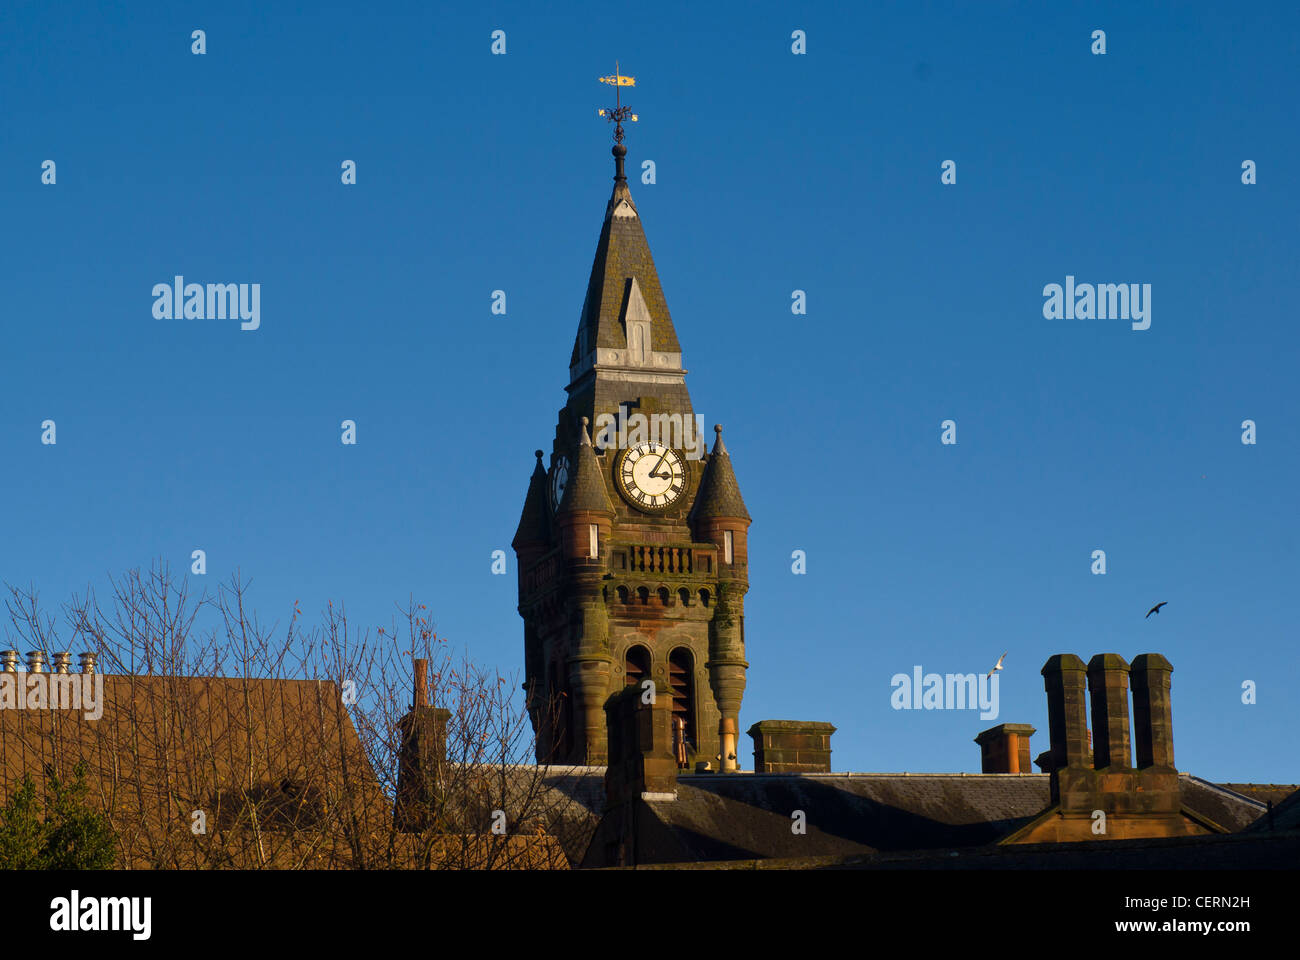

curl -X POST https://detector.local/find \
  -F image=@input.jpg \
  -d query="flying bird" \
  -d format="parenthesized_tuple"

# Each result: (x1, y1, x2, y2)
(986, 651, 1007, 679)
(1145, 602, 1168, 619)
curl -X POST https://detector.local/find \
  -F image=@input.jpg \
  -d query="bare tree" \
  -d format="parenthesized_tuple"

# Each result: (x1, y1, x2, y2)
(0, 563, 597, 869)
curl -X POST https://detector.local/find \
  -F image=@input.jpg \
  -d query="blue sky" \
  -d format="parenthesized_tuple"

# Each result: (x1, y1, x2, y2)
(2, 1, 1297, 784)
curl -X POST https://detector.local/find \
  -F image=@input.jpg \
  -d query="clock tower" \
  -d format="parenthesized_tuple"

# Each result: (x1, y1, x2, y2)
(512, 129, 751, 771)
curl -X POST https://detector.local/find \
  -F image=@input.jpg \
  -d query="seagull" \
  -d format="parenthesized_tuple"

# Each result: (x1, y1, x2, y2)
(1145, 602, 1168, 619)
(986, 651, 1007, 679)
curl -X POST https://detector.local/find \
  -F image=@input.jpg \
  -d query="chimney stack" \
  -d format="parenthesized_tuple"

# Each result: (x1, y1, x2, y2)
(1087, 654, 1132, 769)
(1, 651, 19, 673)
(1130, 653, 1174, 769)
(25, 651, 46, 673)
(974, 723, 1036, 773)
(395, 658, 451, 832)
(79, 652, 97, 674)
(1041, 654, 1089, 770)
(604, 680, 677, 807)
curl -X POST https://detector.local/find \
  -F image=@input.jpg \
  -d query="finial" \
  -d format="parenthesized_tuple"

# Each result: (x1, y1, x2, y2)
(713, 423, 728, 456)
(579, 416, 592, 446)
(597, 62, 638, 179)
(534, 449, 544, 461)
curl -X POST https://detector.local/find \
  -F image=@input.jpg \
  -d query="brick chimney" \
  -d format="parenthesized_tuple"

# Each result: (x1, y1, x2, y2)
(1087, 654, 1132, 769)
(395, 658, 452, 832)
(1130, 653, 1174, 769)
(974, 723, 1036, 773)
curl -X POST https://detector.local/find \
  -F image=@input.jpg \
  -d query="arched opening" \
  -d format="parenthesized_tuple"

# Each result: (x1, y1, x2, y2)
(668, 647, 696, 751)
(677, 588, 691, 607)
(698, 588, 711, 608)
(637, 586, 650, 605)
(616, 585, 630, 605)
(624, 645, 650, 689)
(657, 587, 670, 607)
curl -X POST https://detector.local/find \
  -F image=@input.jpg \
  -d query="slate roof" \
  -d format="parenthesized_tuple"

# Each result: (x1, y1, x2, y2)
(1243, 784, 1300, 833)
(1178, 775, 1271, 832)
(577, 771, 1292, 867)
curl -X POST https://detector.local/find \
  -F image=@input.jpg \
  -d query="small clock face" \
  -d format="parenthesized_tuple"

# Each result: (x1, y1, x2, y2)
(550, 455, 570, 511)
(617, 442, 686, 509)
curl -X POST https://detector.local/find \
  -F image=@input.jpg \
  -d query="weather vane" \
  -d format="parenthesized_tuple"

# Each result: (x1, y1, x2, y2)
(596, 61, 638, 143)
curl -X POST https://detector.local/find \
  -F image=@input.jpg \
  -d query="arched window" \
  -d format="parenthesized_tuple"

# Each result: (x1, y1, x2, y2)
(677, 588, 691, 607)
(624, 645, 650, 689)
(637, 586, 649, 605)
(668, 648, 696, 747)
(657, 587, 670, 607)
(698, 588, 711, 608)
(616, 585, 630, 605)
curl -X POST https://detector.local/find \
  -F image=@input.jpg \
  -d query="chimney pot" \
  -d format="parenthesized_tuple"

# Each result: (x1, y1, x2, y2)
(974, 723, 1036, 773)
(52, 652, 72, 674)
(0, 650, 19, 673)
(78, 652, 97, 674)
(25, 651, 46, 673)
(413, 658, 429, 708)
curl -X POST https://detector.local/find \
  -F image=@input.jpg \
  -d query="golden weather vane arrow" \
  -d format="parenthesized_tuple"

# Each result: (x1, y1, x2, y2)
(596, 61, 638, 144)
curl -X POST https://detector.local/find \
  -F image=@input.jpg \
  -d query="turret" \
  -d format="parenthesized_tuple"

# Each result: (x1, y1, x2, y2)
(691, 424, 751, 772)
(555, 417, 615, 763)
(512, 450, 552, 744)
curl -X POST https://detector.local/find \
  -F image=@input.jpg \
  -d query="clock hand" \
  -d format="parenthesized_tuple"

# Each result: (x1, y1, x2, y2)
(650, 449, 672, 480)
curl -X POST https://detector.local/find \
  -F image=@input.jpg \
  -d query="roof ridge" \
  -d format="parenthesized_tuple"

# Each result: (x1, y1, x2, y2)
(1182, 773, 1268, 810)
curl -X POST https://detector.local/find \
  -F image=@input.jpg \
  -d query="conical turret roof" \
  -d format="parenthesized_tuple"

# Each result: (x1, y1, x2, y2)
(692, 425, 750, 522)
(511, 451, 551, 549)
(558, 419, 615, 516)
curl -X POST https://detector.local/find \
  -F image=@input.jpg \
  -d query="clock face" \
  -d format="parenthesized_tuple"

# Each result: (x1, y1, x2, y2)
(617, 442, 686, 510)
(549, 455, 570, 511)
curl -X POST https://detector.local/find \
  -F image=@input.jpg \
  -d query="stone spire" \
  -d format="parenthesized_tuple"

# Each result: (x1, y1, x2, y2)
(692, 425, 750, 522)
(567, 144, 685, 390)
